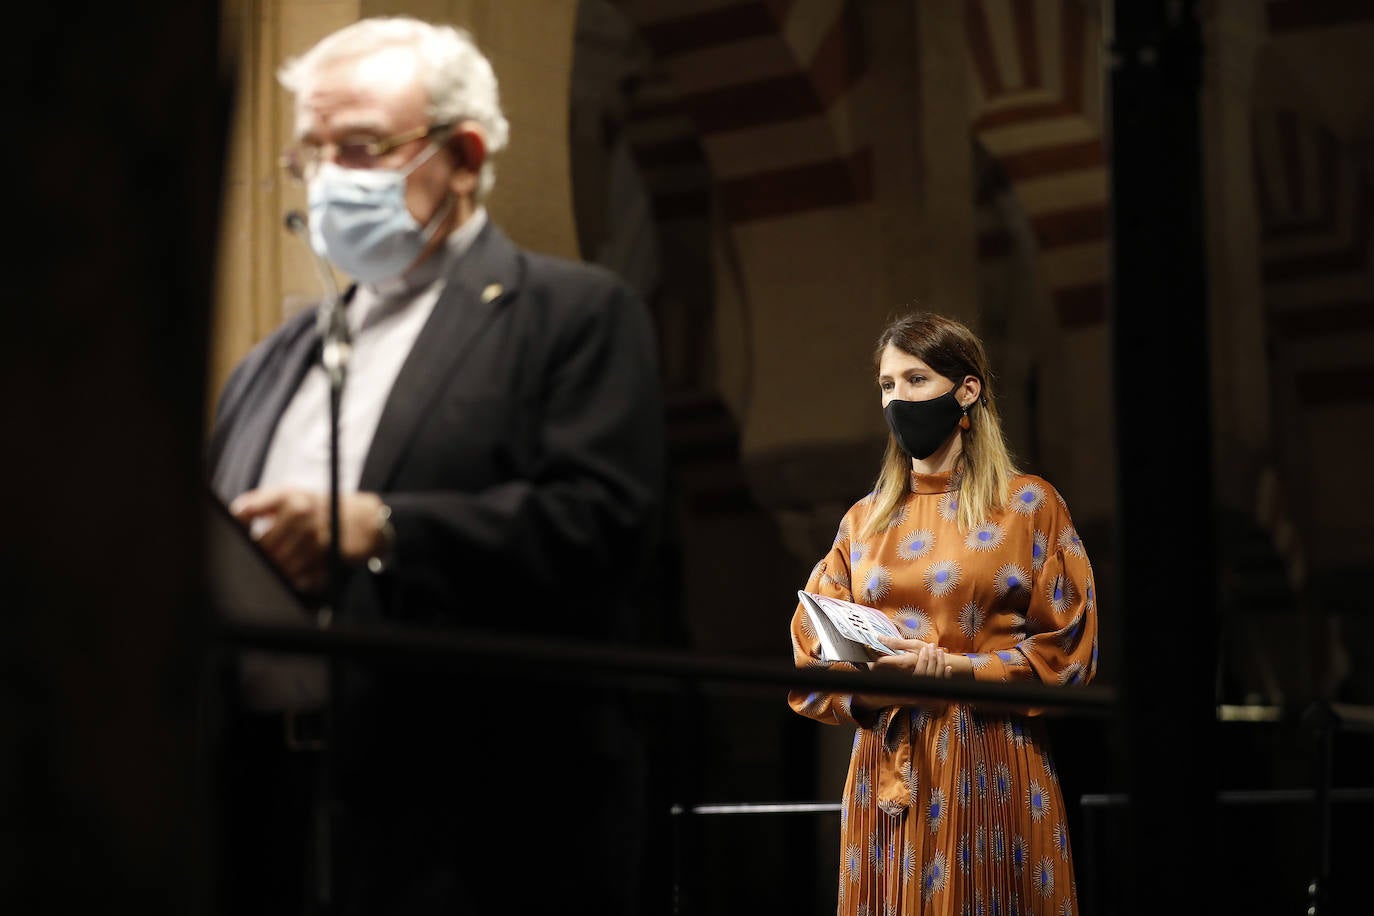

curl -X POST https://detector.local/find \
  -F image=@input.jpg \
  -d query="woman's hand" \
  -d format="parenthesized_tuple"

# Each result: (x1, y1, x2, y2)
(852, 638, 974, 713)
(872, 637, 953, 677)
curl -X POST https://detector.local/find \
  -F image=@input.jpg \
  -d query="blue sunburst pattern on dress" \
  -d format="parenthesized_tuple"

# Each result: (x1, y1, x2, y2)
(936, 721, 951, 763)
(1047, 574, 1077, 616)
(1057, 526, 1086, 558)
(1031, 530, 1049, 572)
(960, 600, 985, 639)
(909, 707, 931, 734)
(920, 851, 948, 901)
(956, 768, 972, 808)
(849, 541, 869, 566)
(1011, 834, 1028, 876)
(1009, 614, 1027, 641)
(1060, 661, 1085, 686)
(975, 761, 989, 800)
(993, 763, 1013, 804)
(991, 824, 1007, 864)
(1043, 751, 1058, 784)
(954, 706, 972, 745)
(859, 564, 892, 604)
(1010, 480, 1047, 515)
(897, 528, 936, 561)
(966, 521, 1004, 552)
(1057, 614, 1084, 653)
(854, 767, 872, 809)
(1060, 899, 1074, 916)
(822, 565, 851, 591)
(798, 691, 825, 715)
(834, 518, 850, 546)
(1035, 857, 1055, 898)
(808, 558, 826, 588)
(969, 652, 993, 672)
(976, 825, 988, 864)
(1086, 580, 1095, 610)
(903, 758, 919, 804)
(1028, 780, 1049, 822)
(938, 490, 960, 522)
(902, 845, 918, 884)
(994, 563, 1030, 598)
(924, 559, 961, 596)
(928, 786, 947, 833)
(1055, 821, 1070, 861)
(1004, 717, 1026, 746)
(958, 833, 973, 874)
(896, 605, 932, 639)
(845, 842, 862, 883)
(868, 833, 881, 868)
(883, 504, 909, 531)
(989, 888, 1002, 916)
(882, 711, 903, 753)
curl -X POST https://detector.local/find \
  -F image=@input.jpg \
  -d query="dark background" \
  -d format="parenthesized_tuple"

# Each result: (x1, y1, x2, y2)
(5, 2, 1372, 915)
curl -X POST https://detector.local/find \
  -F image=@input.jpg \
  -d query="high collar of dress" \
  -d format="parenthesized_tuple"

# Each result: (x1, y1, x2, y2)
(910, 467, 959, 494)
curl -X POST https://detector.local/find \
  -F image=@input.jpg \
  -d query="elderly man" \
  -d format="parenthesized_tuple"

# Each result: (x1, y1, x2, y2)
(206, 16, 665, 915)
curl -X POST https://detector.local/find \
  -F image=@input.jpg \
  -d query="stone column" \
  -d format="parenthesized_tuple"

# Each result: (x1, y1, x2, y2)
(1201, 0, 1270, 506)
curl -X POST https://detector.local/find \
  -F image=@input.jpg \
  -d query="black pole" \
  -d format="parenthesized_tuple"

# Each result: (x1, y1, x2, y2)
(1108, 2, 1218, 913)
(5, 3, 228, 913)
(318, 309, 349, 916)
(283, 210, 349, 913)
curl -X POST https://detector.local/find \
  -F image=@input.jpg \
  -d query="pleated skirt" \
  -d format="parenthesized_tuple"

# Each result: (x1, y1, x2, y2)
(836, 705, 1078, 916)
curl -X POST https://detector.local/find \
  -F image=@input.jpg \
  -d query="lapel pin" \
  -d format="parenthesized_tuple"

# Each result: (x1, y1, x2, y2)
(481, 283, 503, 304)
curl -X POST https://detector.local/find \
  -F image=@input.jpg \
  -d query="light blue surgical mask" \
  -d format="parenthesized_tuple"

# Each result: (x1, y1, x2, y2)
(306, 141, 451, 283)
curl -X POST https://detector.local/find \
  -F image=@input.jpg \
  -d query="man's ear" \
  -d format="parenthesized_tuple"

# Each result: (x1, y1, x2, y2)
(446, 123, 486, 183)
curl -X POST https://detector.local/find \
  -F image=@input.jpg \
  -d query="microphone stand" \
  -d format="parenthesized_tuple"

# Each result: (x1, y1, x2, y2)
(284, 210, 348, 913)
(285, 210, 350, 624)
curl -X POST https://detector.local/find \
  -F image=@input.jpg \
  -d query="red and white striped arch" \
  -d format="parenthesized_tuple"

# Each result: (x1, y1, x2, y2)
(965, 0, 1109, 329)
(1252, 109, 1374, 355)
(616, 0, 870, 226)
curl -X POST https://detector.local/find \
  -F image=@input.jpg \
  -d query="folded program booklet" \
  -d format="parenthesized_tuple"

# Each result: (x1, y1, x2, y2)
(797, 590, 902, 663)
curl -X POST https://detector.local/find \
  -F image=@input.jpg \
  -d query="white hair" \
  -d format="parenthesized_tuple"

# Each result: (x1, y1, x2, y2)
(278, 16, 511, 200)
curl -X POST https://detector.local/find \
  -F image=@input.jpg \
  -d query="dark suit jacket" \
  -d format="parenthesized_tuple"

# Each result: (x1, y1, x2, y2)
(206, 221, 667, 913)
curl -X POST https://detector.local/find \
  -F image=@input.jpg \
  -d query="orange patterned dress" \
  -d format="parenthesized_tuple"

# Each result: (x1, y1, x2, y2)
(789, 470, 1098, 915)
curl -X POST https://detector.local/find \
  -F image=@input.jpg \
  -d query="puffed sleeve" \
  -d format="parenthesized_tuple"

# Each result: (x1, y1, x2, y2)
(969, 478, 1099, 687)
(787, 503, 880, 728)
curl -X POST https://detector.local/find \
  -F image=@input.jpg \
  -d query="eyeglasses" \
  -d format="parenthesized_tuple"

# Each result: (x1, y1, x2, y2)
(280, 122, 453, 182)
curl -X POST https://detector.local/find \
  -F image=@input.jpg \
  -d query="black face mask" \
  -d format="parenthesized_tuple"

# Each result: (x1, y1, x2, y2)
(883, 384, 966, 460)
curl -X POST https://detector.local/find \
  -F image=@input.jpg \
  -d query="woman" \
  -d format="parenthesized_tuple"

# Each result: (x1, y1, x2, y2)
(789, 311, 1098, 915)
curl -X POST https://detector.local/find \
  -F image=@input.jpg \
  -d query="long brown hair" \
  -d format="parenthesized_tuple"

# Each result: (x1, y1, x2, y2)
(861, 311, 1019, 536)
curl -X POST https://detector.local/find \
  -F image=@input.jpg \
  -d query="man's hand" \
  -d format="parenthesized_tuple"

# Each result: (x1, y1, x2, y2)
(230, 488, 388, 592)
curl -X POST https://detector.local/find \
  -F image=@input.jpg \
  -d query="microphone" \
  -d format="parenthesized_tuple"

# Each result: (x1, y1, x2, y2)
(283, 209, 350, 372)
(282, 209, 349, 632)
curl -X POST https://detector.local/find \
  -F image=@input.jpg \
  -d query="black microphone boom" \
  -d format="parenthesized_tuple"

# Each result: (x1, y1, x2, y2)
(283, 209, 348, 352)
(281, 209, 350, 626)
